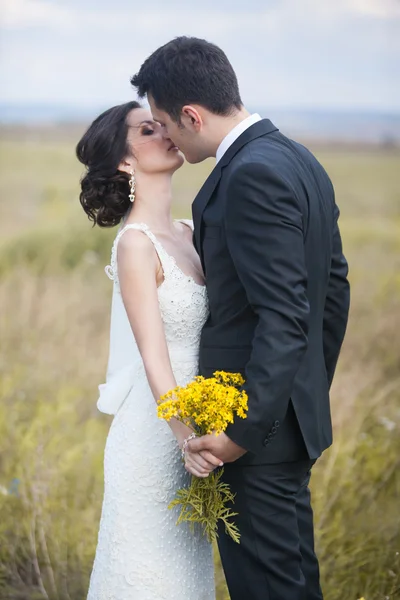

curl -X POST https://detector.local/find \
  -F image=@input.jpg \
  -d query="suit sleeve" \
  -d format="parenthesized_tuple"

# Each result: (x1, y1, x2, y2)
(224, 162, 310, 453)
(323, 203, 350, 387)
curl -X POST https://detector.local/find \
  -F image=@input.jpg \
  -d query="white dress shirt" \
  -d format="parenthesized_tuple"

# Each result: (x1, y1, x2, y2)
(215, 113, 262, 163)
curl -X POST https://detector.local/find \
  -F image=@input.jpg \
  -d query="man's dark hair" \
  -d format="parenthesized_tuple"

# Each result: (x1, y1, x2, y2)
(131, 37, 243, 122)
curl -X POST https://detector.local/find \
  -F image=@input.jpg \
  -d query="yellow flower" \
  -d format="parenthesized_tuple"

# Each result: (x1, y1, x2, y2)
(157, 371, 248, 436)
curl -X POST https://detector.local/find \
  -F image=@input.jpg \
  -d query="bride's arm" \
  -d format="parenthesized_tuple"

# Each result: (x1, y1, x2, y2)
(118, 229, 223, 476)
(117, 229, 222, 476)
(117, 229, 190, 446)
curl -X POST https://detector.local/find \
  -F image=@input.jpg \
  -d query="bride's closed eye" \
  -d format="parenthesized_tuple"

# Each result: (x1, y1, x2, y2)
(140, 122, 162, 136)
(142, 127, 155, 136)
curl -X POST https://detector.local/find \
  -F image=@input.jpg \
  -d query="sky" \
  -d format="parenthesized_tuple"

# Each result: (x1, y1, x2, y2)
(0, 0, 399, 112)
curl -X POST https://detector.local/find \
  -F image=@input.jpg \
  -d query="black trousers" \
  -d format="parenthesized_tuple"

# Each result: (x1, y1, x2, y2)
(217, 460, 323, 600)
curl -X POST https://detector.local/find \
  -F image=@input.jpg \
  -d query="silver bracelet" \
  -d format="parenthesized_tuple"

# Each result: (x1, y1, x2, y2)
(181, 432, 197, 460)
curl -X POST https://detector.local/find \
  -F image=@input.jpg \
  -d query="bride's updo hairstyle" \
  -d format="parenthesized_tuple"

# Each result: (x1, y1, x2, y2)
(76, 101, 141, 227)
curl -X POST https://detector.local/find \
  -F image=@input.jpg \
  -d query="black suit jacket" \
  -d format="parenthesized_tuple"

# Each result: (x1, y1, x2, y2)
(192, 119, 350, 464)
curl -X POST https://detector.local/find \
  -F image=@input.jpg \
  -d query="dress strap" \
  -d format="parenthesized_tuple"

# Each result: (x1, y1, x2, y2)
(105, 223, 173, 284)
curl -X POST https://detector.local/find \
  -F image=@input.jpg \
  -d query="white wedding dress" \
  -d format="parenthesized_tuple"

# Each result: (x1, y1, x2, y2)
(87, 220, 215, 600)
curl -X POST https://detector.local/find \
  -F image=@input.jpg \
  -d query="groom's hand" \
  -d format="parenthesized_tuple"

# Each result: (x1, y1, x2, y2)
(185, 433, 246, 477)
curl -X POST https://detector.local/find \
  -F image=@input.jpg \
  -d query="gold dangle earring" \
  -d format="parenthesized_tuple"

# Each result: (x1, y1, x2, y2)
(129, 169, 136, 203)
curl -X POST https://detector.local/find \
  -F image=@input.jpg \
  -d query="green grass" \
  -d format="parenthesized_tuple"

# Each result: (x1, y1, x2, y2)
(0, 132, 399, 599)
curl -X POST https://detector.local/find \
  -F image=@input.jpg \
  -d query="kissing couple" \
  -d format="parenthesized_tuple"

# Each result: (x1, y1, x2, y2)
(76, 36, 350, 600)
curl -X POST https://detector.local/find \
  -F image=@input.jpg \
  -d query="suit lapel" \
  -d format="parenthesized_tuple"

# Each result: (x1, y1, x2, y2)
(192, 164, 223, 258)
(192, 119, 279, 266)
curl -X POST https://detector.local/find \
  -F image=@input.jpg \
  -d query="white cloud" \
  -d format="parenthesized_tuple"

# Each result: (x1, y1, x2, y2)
(348, 0, 400, 18)
(280, 0, 400, 19)
(0, 0, 399, 41)
(0, 0, 74, 29)
(252, 0, 400, 29)
(0, 1, 281, 35)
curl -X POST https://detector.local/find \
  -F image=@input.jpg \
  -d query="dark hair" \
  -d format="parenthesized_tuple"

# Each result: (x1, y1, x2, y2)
(131, 37, 242, 122)
(76, 101, 141, 227)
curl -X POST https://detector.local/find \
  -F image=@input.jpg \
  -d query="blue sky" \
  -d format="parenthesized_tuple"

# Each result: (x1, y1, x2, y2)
(0, 0, 399, 112)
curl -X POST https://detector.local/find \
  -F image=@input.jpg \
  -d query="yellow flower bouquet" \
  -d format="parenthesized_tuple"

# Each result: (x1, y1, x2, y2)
(157, 371, 248, 543)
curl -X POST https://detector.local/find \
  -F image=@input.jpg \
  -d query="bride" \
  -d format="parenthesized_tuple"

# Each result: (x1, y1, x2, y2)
(76, 101, 218, 599)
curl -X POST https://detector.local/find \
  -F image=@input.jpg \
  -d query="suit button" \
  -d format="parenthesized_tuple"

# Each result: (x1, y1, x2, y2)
(272, 427, 277, 434)
(268, 432, 273, 439)
(263, 438, 270, 446)
(274, 420, 280, 428)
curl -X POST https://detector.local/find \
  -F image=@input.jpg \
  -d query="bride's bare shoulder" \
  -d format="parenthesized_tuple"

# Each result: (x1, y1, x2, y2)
(117, 228, 157, 269)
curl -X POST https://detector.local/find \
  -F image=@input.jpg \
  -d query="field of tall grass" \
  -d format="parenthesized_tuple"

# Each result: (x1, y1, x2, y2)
(0, 128, 399, 599)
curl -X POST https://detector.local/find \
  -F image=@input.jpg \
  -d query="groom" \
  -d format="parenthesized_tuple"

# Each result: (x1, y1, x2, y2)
(132, 37, 350, 600)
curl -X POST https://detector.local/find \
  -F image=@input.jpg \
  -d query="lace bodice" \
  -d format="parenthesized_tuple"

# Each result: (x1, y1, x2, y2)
(105, 220, 209, 354)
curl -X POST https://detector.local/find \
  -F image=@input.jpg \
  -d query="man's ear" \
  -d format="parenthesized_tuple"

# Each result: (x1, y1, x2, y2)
(181, 105, 203, 131)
